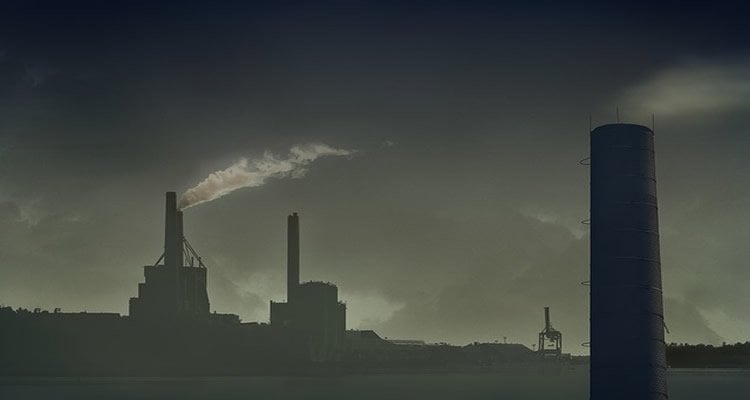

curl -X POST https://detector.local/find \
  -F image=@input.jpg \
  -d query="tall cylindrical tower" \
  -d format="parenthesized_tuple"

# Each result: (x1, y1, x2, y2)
(590, 124, 667, 400)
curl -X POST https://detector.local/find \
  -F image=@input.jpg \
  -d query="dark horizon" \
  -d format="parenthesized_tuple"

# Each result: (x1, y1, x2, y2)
(1, 0, 749, 355)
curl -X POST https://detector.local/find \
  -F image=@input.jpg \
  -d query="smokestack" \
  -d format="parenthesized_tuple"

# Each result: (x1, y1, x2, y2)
(544, 307, 551, 331)
(287, 212, 300, 302)
(590, 124, 667, 400)
(164, 192, 181, 268)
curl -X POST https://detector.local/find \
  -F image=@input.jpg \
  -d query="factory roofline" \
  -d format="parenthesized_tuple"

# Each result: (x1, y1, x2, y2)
(300, 280, 338, 288)
(591, 123, 653, 134)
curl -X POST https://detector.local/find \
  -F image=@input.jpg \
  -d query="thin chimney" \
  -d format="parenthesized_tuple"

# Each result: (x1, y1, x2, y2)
(287, 212, 300, 302)
(164, 192, 181, 268)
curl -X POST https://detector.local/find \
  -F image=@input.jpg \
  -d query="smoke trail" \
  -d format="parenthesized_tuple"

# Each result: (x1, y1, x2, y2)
(179, 143, 354, 209)
(622, 58, 750, 116)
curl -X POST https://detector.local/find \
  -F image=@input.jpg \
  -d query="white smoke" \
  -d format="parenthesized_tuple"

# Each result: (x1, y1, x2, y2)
(622, 58, 750, 116)
(179, 143, 355, 209)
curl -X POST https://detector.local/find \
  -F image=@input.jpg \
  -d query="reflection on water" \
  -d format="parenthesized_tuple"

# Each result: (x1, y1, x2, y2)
(1, 369, 749, 399)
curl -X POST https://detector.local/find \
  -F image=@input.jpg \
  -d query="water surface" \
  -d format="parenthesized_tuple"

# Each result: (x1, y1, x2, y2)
(2, 369, 749, 399)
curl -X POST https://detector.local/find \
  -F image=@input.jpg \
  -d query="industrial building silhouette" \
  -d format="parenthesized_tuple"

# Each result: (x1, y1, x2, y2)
(270, 212, 347, 361)
(129, 192, 210, 320)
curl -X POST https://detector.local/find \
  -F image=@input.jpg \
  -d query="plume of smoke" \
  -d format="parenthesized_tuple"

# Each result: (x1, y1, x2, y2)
(622, 58, 750, 116)
(179, 143, 354, 209)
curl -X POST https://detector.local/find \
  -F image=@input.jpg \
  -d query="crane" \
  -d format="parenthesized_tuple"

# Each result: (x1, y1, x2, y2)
(538, 306, 562, 359)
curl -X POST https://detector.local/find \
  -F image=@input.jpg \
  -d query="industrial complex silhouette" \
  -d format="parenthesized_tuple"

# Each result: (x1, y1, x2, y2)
(3, 124, 735, 393)
(0, 189, 556, 375)
(129, 194, 347, 362)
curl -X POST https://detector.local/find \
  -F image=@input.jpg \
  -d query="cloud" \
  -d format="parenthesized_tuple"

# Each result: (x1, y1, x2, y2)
(663, 297, 722, 345)
(341, 290, 405, 329)
(520, 205, 586, 239)
(179, 143, 355, 209)
(380, 139, 396, 148)
(622, 58, 750, 116)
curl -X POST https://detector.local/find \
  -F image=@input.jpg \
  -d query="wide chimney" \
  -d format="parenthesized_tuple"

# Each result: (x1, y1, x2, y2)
(589, 124, 667, 400)
(164, 192, 181, 268)
(287, 212, 300, 302)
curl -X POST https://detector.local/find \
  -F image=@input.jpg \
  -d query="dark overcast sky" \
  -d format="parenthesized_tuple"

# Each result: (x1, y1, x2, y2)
(1, 1, 749, 352)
